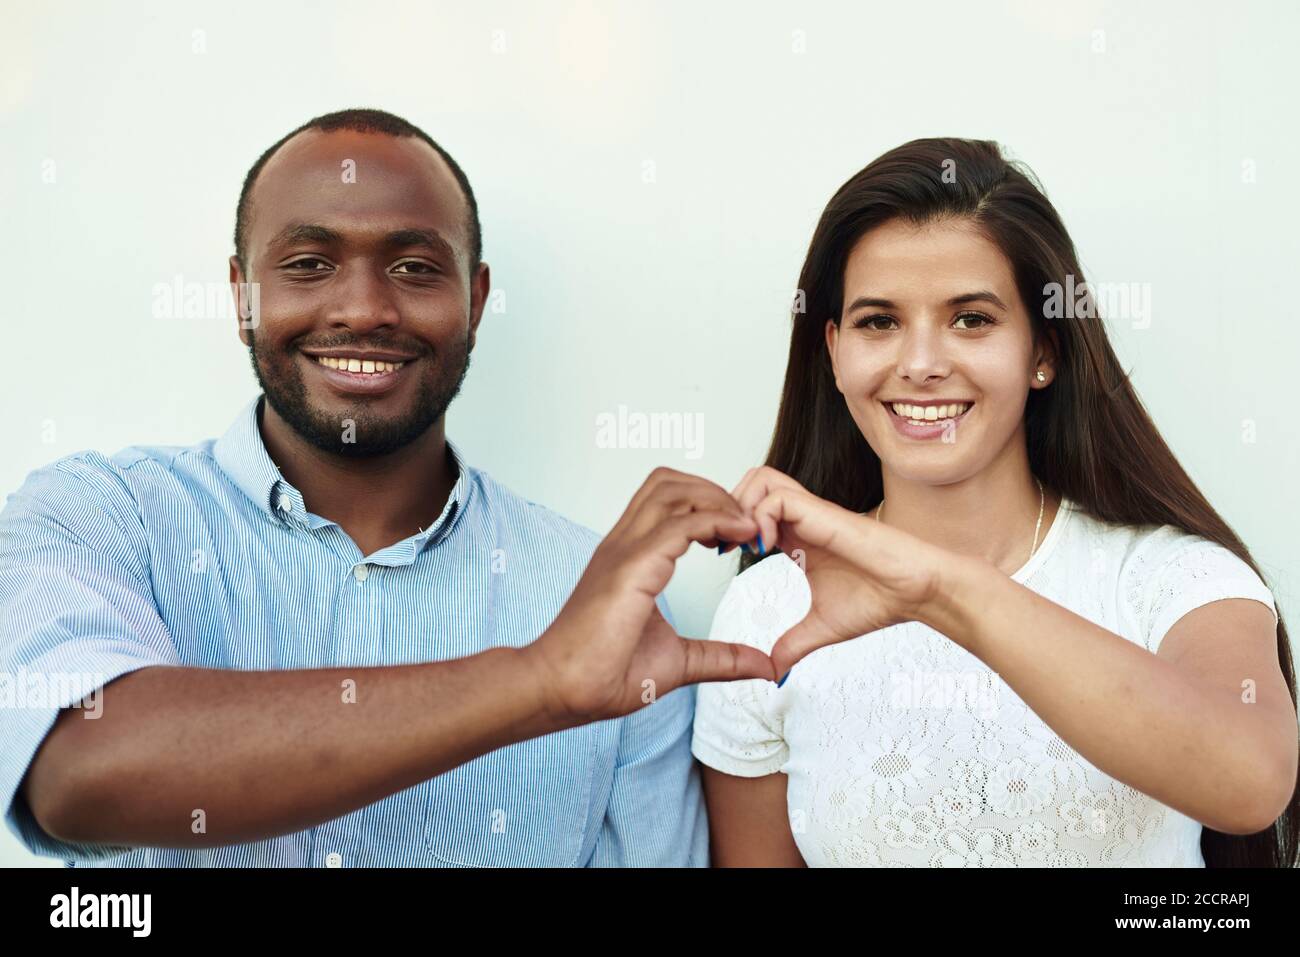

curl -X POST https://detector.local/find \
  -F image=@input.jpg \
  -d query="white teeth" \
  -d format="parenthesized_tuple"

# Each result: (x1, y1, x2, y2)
(889, 401, 971, 422)
(312, 355, 405, 373)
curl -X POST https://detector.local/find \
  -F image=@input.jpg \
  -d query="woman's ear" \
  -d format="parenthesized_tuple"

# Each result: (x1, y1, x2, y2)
(1032, 324, 1061, 388)
(825, 319, 844, 393)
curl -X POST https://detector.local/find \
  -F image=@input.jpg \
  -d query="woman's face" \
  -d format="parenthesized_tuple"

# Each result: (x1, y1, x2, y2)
(825, 216, 1053, 484)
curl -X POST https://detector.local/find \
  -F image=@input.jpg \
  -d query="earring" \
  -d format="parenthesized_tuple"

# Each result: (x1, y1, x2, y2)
(1035, 371, 1046, 382)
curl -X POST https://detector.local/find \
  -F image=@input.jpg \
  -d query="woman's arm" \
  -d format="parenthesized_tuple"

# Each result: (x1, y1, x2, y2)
(924, 561, 1297, 836)
(732, 466, 1297, 839)
(701, 766, 806, 867)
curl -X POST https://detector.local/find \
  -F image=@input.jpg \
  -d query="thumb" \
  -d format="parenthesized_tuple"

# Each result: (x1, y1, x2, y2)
(770, 611, 837, 678)
(680, 639, 778, 686)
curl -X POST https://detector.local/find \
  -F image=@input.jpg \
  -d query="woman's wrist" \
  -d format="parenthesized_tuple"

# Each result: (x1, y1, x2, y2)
(915, 553, 999, 650)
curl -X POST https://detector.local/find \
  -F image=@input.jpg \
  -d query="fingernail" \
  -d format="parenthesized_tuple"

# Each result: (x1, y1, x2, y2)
(757, 533, 766, 556)
(777, 670, 791, 688)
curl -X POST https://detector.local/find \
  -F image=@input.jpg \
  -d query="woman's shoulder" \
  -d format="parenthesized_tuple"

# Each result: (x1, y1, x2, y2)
(1064, 499, 1255, 572)
(1061, 499, 1278, 639)
(707, 551, 812, 654)
(732, 550, 811, 601)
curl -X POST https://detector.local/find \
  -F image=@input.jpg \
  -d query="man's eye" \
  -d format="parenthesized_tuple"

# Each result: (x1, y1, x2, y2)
(285, 258, 330, 271)
(392, 261, 437, 275)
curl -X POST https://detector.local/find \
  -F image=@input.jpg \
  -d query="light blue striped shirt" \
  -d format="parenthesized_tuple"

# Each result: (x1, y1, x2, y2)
(0, 394, 707, 867)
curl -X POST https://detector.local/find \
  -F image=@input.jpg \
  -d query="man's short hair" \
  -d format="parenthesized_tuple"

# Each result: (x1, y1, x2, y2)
(233, 107, 481, 272)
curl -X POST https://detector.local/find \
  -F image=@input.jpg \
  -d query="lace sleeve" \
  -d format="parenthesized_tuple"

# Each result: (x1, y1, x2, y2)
(690, 553, 810, 777)
(1125, 530, 1279, 654)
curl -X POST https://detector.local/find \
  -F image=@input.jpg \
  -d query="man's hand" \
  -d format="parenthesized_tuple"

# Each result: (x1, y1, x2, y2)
(526, 467, 778, 725)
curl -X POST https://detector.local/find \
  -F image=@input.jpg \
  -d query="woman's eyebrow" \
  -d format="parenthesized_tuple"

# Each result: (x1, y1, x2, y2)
(845, 290, 1009, 311)
(947, 290, 1008, 309)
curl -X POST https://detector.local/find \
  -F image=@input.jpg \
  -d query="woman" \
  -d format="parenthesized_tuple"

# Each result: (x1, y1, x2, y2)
(692, 137, 1298, 867)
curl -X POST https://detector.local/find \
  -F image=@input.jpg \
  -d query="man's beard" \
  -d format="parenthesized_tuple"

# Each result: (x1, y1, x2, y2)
(246, 331, 471, 458)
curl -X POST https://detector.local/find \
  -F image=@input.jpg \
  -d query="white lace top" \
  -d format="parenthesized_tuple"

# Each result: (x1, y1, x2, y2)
(691, 497, 1280, 867)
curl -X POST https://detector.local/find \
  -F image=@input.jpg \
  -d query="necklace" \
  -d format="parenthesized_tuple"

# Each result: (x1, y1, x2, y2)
(875, 476, 1047, 562)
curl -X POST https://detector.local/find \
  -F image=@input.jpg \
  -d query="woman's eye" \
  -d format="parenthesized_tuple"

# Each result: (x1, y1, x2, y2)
(852, 313, 992, 331)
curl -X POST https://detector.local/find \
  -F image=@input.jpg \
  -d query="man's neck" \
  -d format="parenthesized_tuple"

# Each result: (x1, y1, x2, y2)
(257, 398, 458, 555)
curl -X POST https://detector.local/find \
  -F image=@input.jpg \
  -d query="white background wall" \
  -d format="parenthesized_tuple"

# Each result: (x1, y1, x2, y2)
(2, 0, 1297, 866)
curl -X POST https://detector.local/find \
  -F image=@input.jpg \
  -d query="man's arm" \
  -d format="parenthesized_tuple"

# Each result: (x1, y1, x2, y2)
(23, 649, 568, 848)
(6, 464, 773, 854)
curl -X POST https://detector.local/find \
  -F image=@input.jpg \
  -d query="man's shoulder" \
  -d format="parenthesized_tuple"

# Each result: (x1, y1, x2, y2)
(16, 439, 217, 498)
(466, 466, 602, 558)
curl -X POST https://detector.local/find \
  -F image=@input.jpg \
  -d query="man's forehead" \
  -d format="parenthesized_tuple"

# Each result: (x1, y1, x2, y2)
(247, 128, 469, 257)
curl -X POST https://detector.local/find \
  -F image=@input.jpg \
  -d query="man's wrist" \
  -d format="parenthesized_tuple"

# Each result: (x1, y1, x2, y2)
(514, 637, 589, 736)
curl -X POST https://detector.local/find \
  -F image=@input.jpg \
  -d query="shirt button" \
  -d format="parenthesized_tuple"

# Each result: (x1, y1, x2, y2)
(277, 497, 291, 512)
(353, 564, 369, 582)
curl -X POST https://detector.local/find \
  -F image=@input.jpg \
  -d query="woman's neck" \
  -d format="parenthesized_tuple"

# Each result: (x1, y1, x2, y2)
(873, 459, 1061, 578)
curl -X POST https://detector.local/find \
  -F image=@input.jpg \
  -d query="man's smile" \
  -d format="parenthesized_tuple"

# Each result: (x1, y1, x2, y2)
(299, 348, 419, 396)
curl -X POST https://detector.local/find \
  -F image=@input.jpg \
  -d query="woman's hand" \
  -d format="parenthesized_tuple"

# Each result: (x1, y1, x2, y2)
(528, 467, 778, 725)
(729, 466, 958, 677)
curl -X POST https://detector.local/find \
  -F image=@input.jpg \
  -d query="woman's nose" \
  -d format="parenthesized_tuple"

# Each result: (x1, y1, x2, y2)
(895, 325, 950, 383)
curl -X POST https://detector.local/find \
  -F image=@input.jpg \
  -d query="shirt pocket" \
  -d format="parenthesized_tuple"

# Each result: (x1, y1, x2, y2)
(424, 721, 601, 867)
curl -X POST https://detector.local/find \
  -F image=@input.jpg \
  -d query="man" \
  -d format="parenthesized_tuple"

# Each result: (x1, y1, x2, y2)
(0, 108, 774, 866)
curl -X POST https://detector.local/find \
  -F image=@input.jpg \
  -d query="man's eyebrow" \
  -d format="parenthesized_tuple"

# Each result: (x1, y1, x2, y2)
(267, 223, 344, 251)
(845, 290, 1009, 312)
(384, 228, 456, 259)
(265, 224, 457, 260)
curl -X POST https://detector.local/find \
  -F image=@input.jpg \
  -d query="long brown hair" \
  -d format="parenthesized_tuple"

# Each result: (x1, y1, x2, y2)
(745, 137, 1298, 867)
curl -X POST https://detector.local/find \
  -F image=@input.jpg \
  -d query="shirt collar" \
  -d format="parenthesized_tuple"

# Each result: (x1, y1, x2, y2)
(213, 394, 286, 520)
(213, 394, 473, 552)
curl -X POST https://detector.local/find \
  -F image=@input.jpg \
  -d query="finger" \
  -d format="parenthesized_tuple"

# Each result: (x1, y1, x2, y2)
(751, 484, 852, 558)
(716, 470, 760, 555)
(618, 508, 761, 601)
(769, 610, 839, 678)
(725, 468, 763, 552)
(730, 465, 789, 514)
(645, 509, 761, 566)
(633, 478, 745, 535)
(680, 638, 778, 685)
(609, 466, 698, 538)
(731, 467, 807, 552)
(727, 465, 761, 503)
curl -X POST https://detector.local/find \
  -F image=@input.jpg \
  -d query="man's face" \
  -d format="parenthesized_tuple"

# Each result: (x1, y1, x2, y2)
(230, 129, 487, 457)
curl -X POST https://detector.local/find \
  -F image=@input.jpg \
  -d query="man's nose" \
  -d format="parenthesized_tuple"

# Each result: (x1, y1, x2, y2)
(324, 264, 401, 334)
